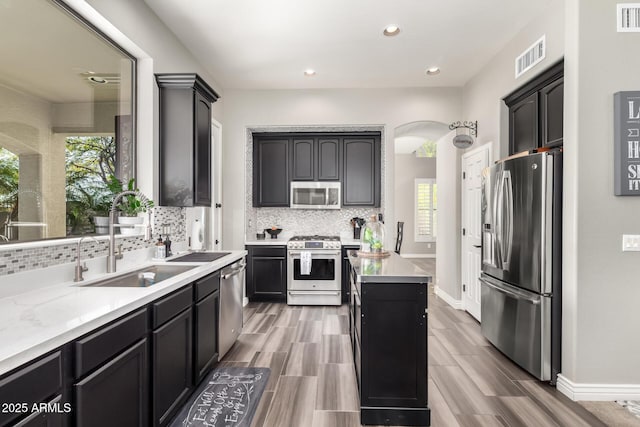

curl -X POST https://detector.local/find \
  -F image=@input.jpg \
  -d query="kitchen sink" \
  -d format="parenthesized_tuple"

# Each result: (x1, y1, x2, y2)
(80, 265, 197, 288)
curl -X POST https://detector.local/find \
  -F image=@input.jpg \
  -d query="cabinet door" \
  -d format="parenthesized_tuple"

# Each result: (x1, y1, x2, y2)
(360, 284, 427, 409)
(251, 256, 286, 299)
(194, 90, 212, 206)
(195, 290, 219, 384)
(292, 138, 315, 181)
(152, 309, 193, 427)
(14, 395, 64, 427)
(540, 78, 563, 148)
(74, 339, 148, 427)
(247, 246, 287, 301)
(253, 139, 290, 207)
(509, 92, 538, 155)
(317, 138, 340, 180)
(343, 137, 381, 207)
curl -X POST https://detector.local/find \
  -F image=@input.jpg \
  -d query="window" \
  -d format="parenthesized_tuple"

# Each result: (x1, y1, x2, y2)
(0, 0, 136, 243)
(415, 178, 436, 242)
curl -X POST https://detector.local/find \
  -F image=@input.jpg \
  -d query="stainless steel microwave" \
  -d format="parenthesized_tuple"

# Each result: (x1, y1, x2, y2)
(290, 182, 341, 209)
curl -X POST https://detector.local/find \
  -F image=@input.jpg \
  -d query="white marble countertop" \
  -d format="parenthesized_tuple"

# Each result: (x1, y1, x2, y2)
(0, 250, 246, 376)
(348, 251, 431, 284)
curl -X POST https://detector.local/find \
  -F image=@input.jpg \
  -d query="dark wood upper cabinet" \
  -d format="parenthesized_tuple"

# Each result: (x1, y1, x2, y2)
(253, 138, 290, 207)
(509, 92, 539, 154)
(291, 138, 315, 181)
(317, 138, 340, 180)
(253, 132, 379, 207)
(505, 60, 563, 155)
(156, 73, 219, 207)
(343, 136, 381, 207)
(540, 77, 564, 148)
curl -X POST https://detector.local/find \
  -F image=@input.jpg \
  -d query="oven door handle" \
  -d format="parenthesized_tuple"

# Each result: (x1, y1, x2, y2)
(288, 250, 341, 256)
(288, 291, 341, 296)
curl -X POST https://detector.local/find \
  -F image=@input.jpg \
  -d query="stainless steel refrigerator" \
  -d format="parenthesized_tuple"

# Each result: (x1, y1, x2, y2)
(480, 150, 562, 383)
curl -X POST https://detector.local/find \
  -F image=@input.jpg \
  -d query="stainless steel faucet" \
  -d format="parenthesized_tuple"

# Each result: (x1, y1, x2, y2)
(74, 236, 99, 282)
(107, 190, 153, 273)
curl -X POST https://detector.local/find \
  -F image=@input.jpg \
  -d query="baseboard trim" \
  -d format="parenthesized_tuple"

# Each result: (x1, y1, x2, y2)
(434, 286, 464, 310)
(556, 374, 640, 401)
(400, 253, 436, 259)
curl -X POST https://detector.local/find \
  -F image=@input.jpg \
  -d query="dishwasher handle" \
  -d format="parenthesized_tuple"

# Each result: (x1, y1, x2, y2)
(222, 264, 246, 280)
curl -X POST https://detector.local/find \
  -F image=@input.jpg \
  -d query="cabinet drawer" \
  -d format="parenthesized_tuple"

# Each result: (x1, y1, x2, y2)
(249, 246, 286, 257)
(194, 272, 220, 301)
(74, 308, 148, 378)
(0, 352, 62, 426)
(153, 286, 193, 328)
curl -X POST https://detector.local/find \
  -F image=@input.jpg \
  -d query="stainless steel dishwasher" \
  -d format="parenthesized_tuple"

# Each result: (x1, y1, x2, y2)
(219, 258, 246, 360)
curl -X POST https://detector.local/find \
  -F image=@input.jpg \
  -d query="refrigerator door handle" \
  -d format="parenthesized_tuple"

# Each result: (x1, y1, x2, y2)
(480, 276, 541, 304)
(502, 170, 514, 268)
(494, 170, 504, 268)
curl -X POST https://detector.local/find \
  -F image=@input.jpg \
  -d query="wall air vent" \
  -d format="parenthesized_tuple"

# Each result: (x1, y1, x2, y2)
(617, 3, 640, 32)
(515, 35, 546, 79)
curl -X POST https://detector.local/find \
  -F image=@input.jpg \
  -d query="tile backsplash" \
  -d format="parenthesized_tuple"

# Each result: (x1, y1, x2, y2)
(0, 206, 185, 276)
(254, 207, 378, 238)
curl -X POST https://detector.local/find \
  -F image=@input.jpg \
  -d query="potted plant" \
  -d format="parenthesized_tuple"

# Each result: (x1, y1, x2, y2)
(106, 175, 154, 235)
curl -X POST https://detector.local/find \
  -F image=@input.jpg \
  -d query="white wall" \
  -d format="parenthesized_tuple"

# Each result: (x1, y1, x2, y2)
(462, 0, 565, 160)
(435, 131, 461, 298)
(394, 154, 436, 255)
(222, 88, 462, 250)
(561, 0, 640, 389)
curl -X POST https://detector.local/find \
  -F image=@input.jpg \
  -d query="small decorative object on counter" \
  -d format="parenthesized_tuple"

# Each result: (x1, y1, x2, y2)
(256, 231, 266, 240)
(164, 234, 172, 257)
(359, 214, 390, 257)
(350, 217, 366, 239)
(191, 218, 203, 250)
(155, 236, 166, 259)
(264, 227, 282, 239)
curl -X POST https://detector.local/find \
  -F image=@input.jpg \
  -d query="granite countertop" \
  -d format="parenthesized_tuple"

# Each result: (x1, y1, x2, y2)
(0, 250, 246, 376)
(348, 251, 431, 284)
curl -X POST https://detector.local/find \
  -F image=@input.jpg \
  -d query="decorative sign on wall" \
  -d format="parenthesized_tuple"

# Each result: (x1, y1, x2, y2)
(614, 91, 640, 195)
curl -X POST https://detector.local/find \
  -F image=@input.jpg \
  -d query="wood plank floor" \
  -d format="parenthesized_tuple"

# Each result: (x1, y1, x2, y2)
(218, 288, 619, 427)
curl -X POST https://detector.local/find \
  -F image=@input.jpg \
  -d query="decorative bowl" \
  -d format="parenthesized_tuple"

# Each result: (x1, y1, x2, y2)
(264, 228, 282, 239)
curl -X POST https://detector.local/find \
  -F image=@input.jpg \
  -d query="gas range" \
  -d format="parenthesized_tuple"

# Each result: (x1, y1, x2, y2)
(287, 235, 341, 250)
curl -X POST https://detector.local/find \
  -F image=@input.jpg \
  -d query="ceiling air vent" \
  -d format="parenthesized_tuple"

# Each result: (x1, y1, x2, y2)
(618, 3, 640, 32)
(515, 35, 546, 79)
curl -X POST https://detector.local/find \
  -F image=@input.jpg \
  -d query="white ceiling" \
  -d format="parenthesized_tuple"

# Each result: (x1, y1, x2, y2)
(145, 0, 553, 89)
(0, 0, 131, 103)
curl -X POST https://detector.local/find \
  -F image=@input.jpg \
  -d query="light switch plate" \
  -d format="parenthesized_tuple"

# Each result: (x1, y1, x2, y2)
(622, 234, 640, 251)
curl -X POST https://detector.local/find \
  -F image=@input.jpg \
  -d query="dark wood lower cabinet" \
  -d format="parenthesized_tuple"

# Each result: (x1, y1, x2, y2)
(349, 267, 429, 426)
(246, 246, 287, 302)
(74, 339, 148, 427)
(14, 395, 64, 427)
(152, 309, 194, 427)
(341, 245, 358, 303)
(194, 289, 219, 383)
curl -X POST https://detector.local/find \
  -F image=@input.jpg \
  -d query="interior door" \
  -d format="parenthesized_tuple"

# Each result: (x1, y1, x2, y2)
(462, 145, 490, 321)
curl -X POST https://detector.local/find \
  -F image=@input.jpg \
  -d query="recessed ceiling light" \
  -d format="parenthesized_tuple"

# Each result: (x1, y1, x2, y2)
(88, 76, 108, 84)
(383, 25, 400, 36)
(426, 67, 441, 76)
(304, 69, 316, 76)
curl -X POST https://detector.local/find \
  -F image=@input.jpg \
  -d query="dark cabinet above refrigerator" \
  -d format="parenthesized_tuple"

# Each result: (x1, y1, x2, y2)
(504, 60, 563, 155)
(156, 73, 219, 207)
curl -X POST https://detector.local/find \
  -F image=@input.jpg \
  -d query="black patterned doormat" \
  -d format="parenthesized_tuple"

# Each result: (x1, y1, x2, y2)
(170, 367, 271, 427)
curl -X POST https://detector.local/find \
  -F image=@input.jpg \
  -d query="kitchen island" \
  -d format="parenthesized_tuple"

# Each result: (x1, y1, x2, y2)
(348, 251, 431, 426)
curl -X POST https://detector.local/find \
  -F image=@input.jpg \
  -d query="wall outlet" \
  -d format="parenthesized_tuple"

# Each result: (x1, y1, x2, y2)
(622, 234, 640, 251)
